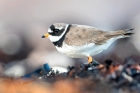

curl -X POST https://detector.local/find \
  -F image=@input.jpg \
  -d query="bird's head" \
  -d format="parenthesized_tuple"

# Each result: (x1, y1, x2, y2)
(42, 23, 69, 42)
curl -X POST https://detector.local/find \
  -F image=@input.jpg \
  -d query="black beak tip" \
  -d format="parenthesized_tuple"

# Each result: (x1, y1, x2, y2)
(42, 35, 45, 38)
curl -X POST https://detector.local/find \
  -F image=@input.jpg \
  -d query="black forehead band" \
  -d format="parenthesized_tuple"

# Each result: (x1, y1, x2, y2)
(50, 25, 55, 31)
(49, 24, 65, 36)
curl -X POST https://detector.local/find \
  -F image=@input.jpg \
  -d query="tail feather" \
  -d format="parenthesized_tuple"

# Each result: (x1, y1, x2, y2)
(123, 28, 134, 37)
(105, 28, 134, 38)
(124, 28, 134, 31)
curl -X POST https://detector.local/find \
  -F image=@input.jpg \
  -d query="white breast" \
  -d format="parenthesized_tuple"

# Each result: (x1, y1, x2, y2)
(55, 38, 117, 58)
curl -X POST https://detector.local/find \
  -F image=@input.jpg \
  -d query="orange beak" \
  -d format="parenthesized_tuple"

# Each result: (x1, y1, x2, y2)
(42, 33, 50, 38)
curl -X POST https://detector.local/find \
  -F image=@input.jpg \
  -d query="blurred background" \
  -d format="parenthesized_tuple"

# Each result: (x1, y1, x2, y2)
(0, 0, 140, 77)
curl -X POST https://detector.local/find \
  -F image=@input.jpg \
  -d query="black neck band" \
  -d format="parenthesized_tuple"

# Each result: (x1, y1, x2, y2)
(53, 24, 71, 47)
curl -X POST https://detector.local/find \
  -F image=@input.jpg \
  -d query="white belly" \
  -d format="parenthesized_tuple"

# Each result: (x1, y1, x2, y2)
(55, 38, 117, 58)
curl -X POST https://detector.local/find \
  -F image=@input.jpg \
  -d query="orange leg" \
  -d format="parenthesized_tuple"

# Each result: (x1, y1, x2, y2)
(87, 56, 93, 64)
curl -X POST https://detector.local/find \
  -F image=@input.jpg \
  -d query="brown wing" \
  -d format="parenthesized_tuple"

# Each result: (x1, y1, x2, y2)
(64, 24, 109, 46)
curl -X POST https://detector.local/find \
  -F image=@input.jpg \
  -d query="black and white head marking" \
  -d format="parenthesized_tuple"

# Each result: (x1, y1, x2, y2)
(48, 23, 71, 47)
(48, 25, 65, 36)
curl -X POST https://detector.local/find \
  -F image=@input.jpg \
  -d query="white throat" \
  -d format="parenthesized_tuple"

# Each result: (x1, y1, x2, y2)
(48, 24, 69, 42)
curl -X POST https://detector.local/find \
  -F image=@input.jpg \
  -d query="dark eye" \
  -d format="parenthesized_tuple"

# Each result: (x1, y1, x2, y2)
(54, 29, 59, 33)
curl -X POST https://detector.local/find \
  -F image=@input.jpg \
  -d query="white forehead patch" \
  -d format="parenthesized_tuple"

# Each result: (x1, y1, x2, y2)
(48, 28, 53, 33)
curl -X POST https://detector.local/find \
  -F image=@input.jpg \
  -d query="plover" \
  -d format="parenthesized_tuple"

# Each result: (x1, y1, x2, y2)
(42, 23, 134, 64)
